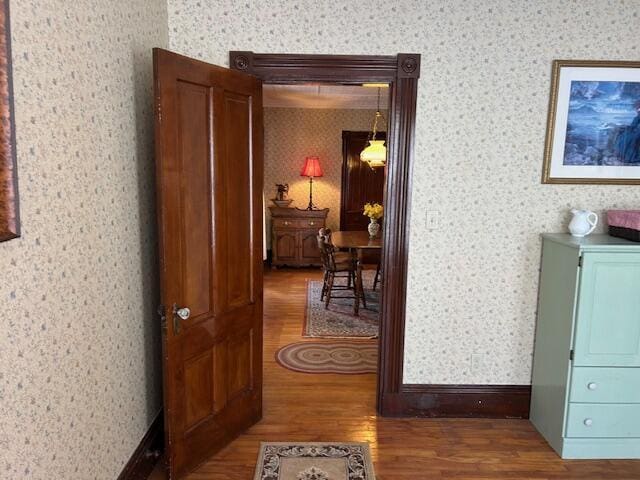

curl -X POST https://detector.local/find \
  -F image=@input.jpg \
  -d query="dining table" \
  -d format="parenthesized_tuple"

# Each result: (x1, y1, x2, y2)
(331, 230, 382, 315)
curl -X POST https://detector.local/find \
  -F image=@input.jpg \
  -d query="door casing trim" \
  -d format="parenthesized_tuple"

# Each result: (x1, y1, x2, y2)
(230, 51, 420, 415)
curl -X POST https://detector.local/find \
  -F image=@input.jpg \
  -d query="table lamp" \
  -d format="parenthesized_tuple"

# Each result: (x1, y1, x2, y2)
(300, 156, 323, 210)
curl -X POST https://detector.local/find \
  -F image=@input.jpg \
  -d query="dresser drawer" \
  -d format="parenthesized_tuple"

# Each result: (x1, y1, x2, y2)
(299, 218, 323, 229)
(570, 367, 640, 403)
(272, 218, 324, 229)
(272, 218, 297, 229)
(566, 403, 640, 438)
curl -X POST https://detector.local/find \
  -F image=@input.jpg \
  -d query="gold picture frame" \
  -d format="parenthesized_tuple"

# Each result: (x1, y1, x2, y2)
(542, 59, 640, 184)
(0, 0, 18, 241)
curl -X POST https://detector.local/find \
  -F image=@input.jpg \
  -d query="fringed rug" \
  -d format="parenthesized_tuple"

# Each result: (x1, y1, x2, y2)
(304, 270, 379, 338)
(254, 442, 376, 480)
(276, 341, 377, 374)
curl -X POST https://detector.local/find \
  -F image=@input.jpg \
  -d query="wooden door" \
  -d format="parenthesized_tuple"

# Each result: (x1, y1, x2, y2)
(340, 131, 386, 231)
(274, 231, 297, 263)
(299, 231, 320, 263)
(153, 48, 263, 479)
(573, 252, 640, 366)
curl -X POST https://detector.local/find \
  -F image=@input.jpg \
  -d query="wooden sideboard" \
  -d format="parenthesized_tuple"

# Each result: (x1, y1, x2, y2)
(269, 207, 329, 267)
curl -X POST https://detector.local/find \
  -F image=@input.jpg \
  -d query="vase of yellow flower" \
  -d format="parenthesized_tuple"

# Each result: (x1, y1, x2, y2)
(363, 202, 383, 238)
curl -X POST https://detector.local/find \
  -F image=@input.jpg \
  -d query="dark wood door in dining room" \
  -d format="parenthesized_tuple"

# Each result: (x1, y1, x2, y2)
(340, 131, 387, 231)
(153, 48, 263, 479)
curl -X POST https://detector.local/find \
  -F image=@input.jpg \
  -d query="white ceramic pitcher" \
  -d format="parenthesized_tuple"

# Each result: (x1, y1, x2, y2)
(569, 209, 598, 237)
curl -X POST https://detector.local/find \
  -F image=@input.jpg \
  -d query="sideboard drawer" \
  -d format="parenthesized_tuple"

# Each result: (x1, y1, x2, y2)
(300, 218, 323, 229)
(273, 218, 297, 229)
(570, 367, 640, 403)
(273, 218, 324, 229)
(566, 403, 640, 438)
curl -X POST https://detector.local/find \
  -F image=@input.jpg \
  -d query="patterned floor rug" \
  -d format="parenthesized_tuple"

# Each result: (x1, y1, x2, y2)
(276, 341, 377, 375)
(254, 442, 376, 480)
(304, 270, 379, 338)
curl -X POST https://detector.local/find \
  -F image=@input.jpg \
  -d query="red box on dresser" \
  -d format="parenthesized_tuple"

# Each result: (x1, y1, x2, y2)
(608, 210, 640, 242)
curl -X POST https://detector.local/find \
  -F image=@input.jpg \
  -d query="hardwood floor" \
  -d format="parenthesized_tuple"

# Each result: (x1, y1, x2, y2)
(149, 268, 640, 479)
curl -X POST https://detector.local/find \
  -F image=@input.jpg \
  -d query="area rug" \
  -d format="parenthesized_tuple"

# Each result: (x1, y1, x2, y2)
(276, 341, 377, 374)
(254, 442, 376, 480)
(304, 270, 379, 338)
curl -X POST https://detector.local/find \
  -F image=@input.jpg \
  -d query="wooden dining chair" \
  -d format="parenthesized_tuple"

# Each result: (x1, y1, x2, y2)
(317, 228, 364, 315)
(360, 249, 382, 291)
(373, 261, 381, 291)
(318, 227, 353, 288)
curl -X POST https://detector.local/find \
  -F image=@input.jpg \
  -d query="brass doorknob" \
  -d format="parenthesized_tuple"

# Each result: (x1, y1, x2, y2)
(172, 305, 190, 334)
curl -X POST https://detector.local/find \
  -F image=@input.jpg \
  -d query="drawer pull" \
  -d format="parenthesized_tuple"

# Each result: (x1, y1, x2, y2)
(284, 221, 290, 226)
(587, 382, 598, 390)
(583, 418, 593, 427)
(309, 221, 315, 226)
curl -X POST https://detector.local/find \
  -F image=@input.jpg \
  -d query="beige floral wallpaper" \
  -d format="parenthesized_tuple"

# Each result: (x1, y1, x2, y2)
(4, 4, 640, 477)
(167, 0, 640, 385)
(0, 0, 167, 478)
(264, 107, 383, 247)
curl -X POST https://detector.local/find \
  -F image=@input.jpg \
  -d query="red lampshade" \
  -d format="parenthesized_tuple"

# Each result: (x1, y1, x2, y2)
(300, 156, 323, 178)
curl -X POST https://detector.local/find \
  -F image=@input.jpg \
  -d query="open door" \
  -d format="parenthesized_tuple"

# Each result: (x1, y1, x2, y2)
(153, 48, 263, 479)
(340, 131, 386, 231)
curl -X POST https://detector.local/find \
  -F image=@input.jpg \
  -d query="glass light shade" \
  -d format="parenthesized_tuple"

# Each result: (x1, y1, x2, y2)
(360, 140, 387, 168)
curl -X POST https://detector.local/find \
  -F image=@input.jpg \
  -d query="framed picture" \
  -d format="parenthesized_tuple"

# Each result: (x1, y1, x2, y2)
(0, 0, 18, 241)
(542, 60, 640, 184)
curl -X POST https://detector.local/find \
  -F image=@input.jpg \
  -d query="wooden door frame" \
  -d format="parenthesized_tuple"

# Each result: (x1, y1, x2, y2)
(230, 51, 420, 416)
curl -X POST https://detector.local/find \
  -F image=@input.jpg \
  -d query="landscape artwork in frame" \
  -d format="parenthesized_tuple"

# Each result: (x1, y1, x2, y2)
(543, 60, 640, 184)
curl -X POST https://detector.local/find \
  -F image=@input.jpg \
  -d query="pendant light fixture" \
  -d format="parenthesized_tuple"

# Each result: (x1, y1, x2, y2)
(360, 87, 387, 168)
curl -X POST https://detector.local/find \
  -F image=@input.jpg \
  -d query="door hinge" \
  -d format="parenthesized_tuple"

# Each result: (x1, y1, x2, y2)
(156, 98, 162, 123)
(157, 304, 167, 333)
(578, 255, 583, 267)
(570, 349, 575, 361)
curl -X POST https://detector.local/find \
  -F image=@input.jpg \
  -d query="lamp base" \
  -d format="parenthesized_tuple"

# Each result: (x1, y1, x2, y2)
(306, 176, 317, 211)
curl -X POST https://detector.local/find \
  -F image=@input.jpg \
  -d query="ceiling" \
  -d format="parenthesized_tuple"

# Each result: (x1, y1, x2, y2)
(263, 84, 389, 110)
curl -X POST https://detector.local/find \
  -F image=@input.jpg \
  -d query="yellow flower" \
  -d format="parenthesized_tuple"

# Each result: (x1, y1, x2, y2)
(363, 202, 383, 220)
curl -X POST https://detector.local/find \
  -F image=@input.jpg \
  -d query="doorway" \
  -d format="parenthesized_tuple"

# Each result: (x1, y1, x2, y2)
(262, 82, 390, 380)
(229, 51, 420, 414)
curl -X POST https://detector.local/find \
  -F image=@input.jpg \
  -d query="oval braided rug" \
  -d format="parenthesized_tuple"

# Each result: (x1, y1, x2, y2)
(276, 341, 377, 374)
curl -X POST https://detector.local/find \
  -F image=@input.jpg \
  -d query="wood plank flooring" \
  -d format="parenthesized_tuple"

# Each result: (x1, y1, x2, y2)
(150, 268, 640, 479)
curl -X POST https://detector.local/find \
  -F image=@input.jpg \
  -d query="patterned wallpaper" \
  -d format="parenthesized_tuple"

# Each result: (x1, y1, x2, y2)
(4, 6, 640, 476)
(168, 0, 640, 385)
(264, 107, 382, 247)
(0, 1, 167, 478)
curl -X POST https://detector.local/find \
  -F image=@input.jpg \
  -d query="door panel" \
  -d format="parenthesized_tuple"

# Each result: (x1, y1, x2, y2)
(220, 92, 253, 310)
(154, 48, 263, 479)
(300, 231, 320, 262)
(228, 331, 253, 398)
(275, 232, 297, 261)
(212, 340, 228, 413)
(184, 351, 214, 428)
(178, 81, 214, 318)
(574, 252, 640, 366)
(340, 131, 386, 231)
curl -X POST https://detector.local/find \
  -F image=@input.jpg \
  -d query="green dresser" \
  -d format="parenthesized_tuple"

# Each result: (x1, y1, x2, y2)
(530, 234, 640, 459)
